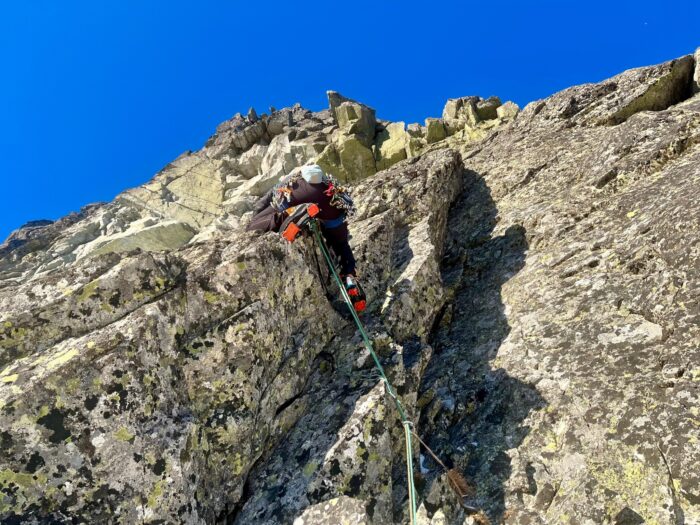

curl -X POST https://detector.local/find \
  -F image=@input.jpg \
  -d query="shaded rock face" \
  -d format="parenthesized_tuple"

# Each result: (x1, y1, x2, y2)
(2, 51, 700, 525)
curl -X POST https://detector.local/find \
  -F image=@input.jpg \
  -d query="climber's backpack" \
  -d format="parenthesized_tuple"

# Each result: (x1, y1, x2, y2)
(280, 203, 320, 242)
(271, 171, 355, 217)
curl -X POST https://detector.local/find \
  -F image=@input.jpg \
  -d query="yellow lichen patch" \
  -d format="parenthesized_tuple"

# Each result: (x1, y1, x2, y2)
(86, 341, 96, 350)
(543, 440, 558, 453)
(78, 280, 100, 302)
(0, 470, 35, 489)
(65, 378, 80, 394)
(626, 210, 638, 219)
(147, 479, 165, 509)
(588, 444, 670, 522)
(203, 291, 221, 304)
(55, 396, 66, 409)
(46, 348, 79, 371)
(229, 453, 246, 476)
(0, 366, 15, 378)
(0, 374, 18, 383)
(100, 302, 113, 313)
(155, 277, 171, 292)
(0, 326, 27, 349)
(114, 427, 135, 442)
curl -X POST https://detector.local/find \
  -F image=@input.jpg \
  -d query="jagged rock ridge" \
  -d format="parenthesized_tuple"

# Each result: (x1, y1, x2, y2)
(1, 50, 699, 524)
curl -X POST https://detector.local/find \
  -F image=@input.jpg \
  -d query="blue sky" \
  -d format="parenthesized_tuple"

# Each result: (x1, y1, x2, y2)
(1, 1, 699, 241)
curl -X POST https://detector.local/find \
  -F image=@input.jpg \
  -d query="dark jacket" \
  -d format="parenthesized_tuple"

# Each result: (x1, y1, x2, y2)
(278, 178, 344, 222)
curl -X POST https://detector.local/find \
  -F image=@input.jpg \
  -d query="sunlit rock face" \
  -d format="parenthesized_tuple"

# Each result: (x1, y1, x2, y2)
(1, 50, 699, 524)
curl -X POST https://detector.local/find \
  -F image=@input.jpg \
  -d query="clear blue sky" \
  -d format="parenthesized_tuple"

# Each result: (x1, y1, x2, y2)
(1, 1, 699, 241)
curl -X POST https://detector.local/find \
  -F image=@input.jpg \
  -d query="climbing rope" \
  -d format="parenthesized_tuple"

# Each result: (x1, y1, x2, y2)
(309, 220, 419, 525)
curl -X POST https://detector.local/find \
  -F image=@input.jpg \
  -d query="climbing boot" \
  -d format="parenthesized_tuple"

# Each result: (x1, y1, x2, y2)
(343, 275, 366, 313)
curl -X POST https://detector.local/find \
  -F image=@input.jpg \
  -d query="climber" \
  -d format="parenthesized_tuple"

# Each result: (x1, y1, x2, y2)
(247, 164, 365, 311)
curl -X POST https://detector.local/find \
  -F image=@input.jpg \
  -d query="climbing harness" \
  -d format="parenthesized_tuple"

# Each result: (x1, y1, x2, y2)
(280, 209, 474, 522)
(309, 219, 419, 525)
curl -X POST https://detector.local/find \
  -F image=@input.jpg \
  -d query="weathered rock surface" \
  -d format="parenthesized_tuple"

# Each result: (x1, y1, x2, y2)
(374, 122, 410, 171)
(2, 50, 700, 524)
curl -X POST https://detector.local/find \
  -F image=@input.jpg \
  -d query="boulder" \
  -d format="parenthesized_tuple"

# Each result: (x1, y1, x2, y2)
(334, 101, 377, 147)
(407, 123, 424, 137)
(475, 96, 502, 120)
(246, 107, 258, 122)
(442, 96, 480, 134)
(266, 108, 294, 135)
(317, 135, 376, 183)
(374, 121, 409, 170)
(292, 497, 369, 525)
(327, 90, 358, 120)
(425, 118, 447, 143)
(496, 100, 520, 120)
(442, 96, 504, 135)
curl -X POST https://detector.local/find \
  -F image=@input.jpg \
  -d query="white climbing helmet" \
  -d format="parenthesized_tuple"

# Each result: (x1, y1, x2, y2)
(301, 164, 325, 184)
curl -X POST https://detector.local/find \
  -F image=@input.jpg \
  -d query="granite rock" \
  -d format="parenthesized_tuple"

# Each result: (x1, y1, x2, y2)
(2, 51, 700, 525)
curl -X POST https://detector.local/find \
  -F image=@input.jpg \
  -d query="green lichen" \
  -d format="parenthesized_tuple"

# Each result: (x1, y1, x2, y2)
(0, 469, 34, 489)
(147, 479, 165, 508)
(204, 291, 221, 304)
(0, 374, 18, 383)
(588, 444, 669, 523)
(114, 427, 135, 442)
(0, 326, 27, 349)
(302, 460, 318, 477)
(154, 277, 169, 291)
(230, 453, 245, 476)
(65, 378, 80, 394)
(78, 280, 100, 302)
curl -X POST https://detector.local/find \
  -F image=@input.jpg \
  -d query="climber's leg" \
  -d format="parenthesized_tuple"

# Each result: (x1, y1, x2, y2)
(247, 206, 284, 232)
(322, 222, 356, 275)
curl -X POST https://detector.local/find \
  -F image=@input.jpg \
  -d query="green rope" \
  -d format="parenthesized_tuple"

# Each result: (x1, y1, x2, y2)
(310, 220, 419, 525)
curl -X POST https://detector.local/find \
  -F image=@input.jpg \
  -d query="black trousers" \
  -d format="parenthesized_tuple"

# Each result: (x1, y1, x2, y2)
(247, 207, 356, 275)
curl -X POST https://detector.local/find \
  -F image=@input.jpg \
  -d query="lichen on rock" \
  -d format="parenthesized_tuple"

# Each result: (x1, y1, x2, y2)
(2, 49, 700, 524)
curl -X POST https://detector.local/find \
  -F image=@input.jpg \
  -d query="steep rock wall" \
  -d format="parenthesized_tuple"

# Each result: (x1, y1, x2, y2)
(1, 50, 700, 524)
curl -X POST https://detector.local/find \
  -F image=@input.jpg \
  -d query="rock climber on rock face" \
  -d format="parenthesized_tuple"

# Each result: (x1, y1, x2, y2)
(247, 164, 366, 311)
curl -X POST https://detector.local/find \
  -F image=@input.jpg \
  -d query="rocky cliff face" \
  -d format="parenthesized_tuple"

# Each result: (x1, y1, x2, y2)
(1, 50, 699, 525)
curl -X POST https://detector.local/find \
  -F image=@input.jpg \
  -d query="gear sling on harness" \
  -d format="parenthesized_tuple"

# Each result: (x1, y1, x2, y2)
(280, 204, 419, 524)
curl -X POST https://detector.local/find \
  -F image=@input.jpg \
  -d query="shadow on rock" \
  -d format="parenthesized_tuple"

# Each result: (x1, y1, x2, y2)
(418, 169, 546, 522)
(226, 325, 410, 524)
